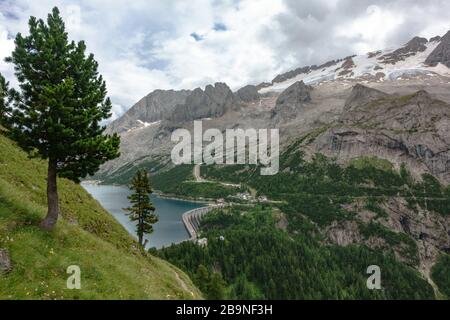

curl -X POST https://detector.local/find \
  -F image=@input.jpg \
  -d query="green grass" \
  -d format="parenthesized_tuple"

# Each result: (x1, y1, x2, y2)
(350, 157, 394, 172)
(0, 132, 201, 300)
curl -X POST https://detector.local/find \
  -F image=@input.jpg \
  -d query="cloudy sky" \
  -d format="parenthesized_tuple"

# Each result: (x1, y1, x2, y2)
(1, 0, 449, 120)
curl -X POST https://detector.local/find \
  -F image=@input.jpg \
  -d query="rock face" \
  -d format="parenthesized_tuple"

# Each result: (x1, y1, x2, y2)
(107, 90, 191, 133)
(337, 57, 356, 77)
(271, 56, 355, 84)
(273, 66, 312, 84)
(256, 82, 272, 90)
(236, 85, 260, 103)
(325, 198, 450, 273)
(277, 81, 312, 105)
(271, 81, 313, 120)
(344, 84, 388, 111)
(326, 221, 362, 246)
(170, 83, 239, 122)
(314, 87, 450, 183)
(0, 248, 11, 273)
(430, 36, 442, 43)
(405, 36, 429, 52)
(426, 30, 450, 68)
(380, 36, 428, 64)
(107, 82, 242, 133)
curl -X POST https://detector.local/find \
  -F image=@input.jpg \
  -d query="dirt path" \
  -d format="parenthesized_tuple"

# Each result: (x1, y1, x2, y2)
(174, 271, 195, 298)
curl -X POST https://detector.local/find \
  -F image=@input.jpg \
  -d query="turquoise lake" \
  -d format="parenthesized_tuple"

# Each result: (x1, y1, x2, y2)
(82, 184, 205, 249)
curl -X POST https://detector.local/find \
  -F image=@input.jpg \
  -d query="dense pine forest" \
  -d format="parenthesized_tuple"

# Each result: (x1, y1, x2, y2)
(158, 137, 450, 300)
(158, 206, 435, 299)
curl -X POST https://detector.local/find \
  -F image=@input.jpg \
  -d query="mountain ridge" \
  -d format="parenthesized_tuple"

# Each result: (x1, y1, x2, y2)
(98, 29, 450, 185)
(91, 30, 450, 299)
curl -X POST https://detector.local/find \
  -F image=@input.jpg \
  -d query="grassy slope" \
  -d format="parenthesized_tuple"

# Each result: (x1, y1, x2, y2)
(0, 133, 201, 300)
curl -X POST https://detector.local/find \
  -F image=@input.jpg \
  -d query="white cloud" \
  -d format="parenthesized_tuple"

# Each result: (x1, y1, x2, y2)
(336, 5, 405, 53)
(0, 0, 449, 121)
(148, 0, 288, 90)
(0, 14, 15, 85)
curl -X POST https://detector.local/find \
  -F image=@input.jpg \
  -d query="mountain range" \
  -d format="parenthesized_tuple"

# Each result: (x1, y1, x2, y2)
(93, 29, 450, 298)
(100, 30, 450, 184)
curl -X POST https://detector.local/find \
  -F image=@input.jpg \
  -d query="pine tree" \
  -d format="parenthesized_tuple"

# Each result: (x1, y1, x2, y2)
(195, 264, 210, 294)
(0, 7, 120, 230)
(124, 170, 158, 247)
(207, 272, 227, 300)
(0, 74, 9, 120)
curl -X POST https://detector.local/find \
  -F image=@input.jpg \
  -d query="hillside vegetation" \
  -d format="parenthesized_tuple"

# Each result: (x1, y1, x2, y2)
(160, 205, 435, 300)
(164, 137, 450, 299)
(0, 132, 201, 300)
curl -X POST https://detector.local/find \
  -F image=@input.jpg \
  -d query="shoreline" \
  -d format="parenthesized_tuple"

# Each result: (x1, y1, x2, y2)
(81, 181, 219, 204)
(153, 191, 216, 205)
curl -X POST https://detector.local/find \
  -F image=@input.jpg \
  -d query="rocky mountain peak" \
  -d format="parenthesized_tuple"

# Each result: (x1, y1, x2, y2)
(276, 81, 312, 106)
(379, 36, 428, 64)
(236, 85, 261, 103)
(430, 35, 442, 43)
(271, 56, 354, 84)
(426, 30, 450, 67)
(271, 81, 313, 121)
(409, 90, 434, 104)
(169, 82, 240, 123)
(344, 84, 388, 110)
(107, 89, 191, 134)
(337, 57, 356, 76)
(204, 82, 236, 106)
(406, 36, 429, 49)
(440, 30, 450, 41)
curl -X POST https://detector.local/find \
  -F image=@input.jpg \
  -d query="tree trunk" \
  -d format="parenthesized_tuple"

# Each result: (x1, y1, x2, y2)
(138, 233, 143, 248)
(40, 159, 59, 231)
(138, 215, 143, 247)
(138, 194, 143, 247)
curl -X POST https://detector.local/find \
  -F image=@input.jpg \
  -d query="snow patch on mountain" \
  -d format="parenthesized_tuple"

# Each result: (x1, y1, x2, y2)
(260, 40, 449, 94)
(126, 120, 161, 133)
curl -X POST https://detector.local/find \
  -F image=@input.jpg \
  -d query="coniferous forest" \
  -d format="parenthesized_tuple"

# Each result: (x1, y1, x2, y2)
(158, 206, 435, 300)
(158, 141, 450, 300)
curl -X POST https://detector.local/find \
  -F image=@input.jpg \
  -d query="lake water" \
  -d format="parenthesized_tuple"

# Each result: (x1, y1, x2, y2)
(82, 184, 205, 249)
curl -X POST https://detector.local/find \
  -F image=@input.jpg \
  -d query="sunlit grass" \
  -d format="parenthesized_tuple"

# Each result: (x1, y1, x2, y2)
(0, 133, 201, 300)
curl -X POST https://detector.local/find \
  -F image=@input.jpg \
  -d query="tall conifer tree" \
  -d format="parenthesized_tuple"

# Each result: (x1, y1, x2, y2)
(125, 170, 158, 247)
(0, 7, 120, 230)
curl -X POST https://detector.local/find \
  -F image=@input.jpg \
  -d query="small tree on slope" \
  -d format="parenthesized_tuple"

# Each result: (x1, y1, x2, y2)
(0, 7, 120, 230)
(124, 170, 158, 248)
